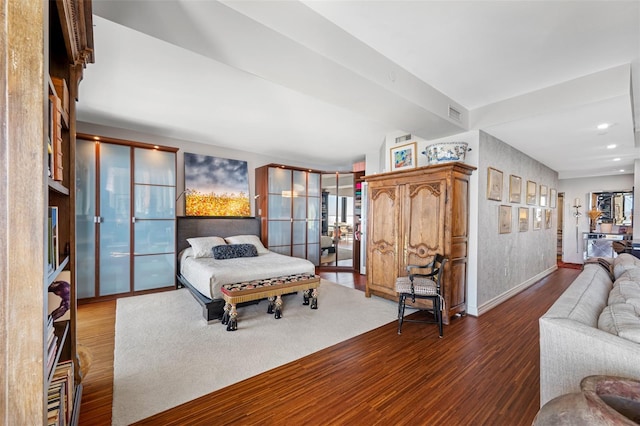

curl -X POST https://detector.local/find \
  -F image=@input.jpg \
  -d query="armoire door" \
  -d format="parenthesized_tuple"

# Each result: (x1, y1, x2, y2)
(366, 184, 399, 299)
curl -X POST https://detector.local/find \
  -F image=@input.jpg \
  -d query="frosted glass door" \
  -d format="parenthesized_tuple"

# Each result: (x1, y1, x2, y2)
(267, 167, 292, 253)
(99, 143, 131, 295)
(133, 148, 176, 291)
(76, 139, 97, 298)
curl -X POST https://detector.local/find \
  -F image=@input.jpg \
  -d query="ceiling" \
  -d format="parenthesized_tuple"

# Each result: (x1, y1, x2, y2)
(79, 0, 640, 179)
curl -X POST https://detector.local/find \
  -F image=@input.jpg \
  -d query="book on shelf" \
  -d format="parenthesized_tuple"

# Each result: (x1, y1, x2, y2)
(48, 207, 59, 271)
(51, 360, 74, 425)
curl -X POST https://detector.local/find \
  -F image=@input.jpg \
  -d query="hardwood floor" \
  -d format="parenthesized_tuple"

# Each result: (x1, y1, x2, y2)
(77, 267, 579, 425)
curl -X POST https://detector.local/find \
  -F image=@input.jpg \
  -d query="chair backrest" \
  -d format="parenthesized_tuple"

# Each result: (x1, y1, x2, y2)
(408, 253, 447, 289)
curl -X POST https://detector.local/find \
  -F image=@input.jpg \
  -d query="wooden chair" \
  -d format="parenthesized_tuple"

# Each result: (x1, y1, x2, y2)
(395, 254, 447, 337)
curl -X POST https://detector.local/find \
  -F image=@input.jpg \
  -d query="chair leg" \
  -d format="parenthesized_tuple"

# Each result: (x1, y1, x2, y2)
(435, 297, 443, 338)
(397, 294, 406, 335)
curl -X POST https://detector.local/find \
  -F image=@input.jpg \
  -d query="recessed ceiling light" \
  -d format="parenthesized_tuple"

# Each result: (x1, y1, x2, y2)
(597, 123, 610, 130)
(619, 169, 625, 173)
(613, 158, 621, 161)
(606, 144, 617, 149)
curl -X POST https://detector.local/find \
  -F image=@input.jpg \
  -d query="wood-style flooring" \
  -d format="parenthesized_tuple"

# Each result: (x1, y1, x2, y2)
(77, 268, 579, 425)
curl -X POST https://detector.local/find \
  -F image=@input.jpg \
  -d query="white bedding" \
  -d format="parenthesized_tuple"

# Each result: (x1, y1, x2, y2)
(179, 247, 316, 300)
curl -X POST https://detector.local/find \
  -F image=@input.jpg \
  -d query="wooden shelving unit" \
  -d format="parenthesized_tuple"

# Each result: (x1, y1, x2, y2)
(1, 1, 95, 424)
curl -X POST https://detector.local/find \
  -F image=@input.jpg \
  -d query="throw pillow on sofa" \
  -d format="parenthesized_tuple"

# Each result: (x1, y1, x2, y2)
(598, 303, 640, 344)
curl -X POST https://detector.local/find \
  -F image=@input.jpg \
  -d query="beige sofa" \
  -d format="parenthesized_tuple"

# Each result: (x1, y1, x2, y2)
(539, 254, 640, 406)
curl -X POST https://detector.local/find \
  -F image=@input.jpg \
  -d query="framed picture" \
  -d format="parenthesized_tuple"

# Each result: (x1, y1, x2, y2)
(487, 167, 503, 201)
(526, 180, 537, 205)
(540, 184, 548, 207)
(509, 175, 522, 203)
(545, 209, 552, 229)
(499, 205, 512, 234)
(550, 188, 557, 208)
(533, 208, 543, 230)
(390, 142, 417, 172)
(518, 207, 529, 232)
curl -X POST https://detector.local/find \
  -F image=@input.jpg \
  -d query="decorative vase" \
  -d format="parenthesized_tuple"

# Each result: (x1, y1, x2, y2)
(534, 375, 640, 425)
(600, 223, 613, 234)
(422, 142, 470, 165)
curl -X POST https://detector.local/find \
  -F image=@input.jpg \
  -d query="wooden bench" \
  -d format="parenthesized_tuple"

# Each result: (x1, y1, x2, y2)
(220, 273, 320, 331)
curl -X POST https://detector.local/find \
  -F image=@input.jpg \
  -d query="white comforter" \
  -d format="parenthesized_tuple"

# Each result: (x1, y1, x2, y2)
(179, 247, 316, 299)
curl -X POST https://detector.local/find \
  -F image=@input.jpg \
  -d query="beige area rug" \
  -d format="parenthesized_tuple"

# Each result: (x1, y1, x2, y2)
(112, 280, 398, 425)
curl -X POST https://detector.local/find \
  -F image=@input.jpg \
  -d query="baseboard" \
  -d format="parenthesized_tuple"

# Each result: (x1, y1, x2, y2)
(474, 265, 558, 316)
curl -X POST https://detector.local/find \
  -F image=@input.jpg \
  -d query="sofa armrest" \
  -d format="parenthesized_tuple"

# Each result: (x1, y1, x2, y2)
(539, 317, 640, 406)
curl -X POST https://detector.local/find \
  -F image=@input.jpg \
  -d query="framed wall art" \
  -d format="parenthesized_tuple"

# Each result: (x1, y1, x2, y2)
(545, 209, 552, 229)
(540, 184, 548, 207)
(184, 152, 251, 216)
(509, 174, 522, 203)
(550, 188, 557, 208)
(487, 167, 503, 201)
(390, 142, 417, 172)
(499, 205, 512, 234)
(533, 208, 543, 230)
(518, 207, 529, 232)
(526, 180, 537, 205)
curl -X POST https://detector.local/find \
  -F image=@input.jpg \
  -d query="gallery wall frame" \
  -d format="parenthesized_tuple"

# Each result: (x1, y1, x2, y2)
(533, 207, 543, 230)
(499, 204, 512, 234)
(509, 174, 522, 203)
(518, 207, 529, 232)
(487, 167, 503, 201)
(545, 209, 552, 229)
(390, 142, 417, 172)
(550, 188, 557, 208)
(526, 180, 537, 205)
(540, 184, 548, 207)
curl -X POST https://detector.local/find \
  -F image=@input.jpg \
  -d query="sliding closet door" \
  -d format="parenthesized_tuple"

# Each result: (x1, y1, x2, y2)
(76, 139, 97, 298)
(99, 143, 132, 295)
(133, 148, 176, 291)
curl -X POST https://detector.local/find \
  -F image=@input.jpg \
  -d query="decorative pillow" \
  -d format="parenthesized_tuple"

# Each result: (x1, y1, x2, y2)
(212, 244, 258, 260)
(224, 235, 269, 254)
(187, 236, 227, 258)
(598, 303, 640, 344)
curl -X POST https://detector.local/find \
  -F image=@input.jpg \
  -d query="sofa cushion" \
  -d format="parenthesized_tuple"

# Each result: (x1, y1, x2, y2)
(612, 253, 640, 280)
(608, 280, 640, 309)
(598, 303, 640, 344)
(614, 268, 640, 286)
(543, 264, 613, 327)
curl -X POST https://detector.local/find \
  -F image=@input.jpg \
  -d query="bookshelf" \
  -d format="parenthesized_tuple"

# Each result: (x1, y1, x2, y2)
(1, 1, 94, 424)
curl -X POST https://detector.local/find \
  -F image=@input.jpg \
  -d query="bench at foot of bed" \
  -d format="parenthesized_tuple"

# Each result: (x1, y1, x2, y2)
(220, 273, 320, 331)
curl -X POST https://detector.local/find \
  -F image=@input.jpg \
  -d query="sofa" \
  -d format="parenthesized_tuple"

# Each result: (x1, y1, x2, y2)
(539, 253, 640, 406)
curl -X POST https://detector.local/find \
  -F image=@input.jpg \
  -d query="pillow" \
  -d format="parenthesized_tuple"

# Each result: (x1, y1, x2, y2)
(224, 235, 269, 254)
(212, 244, 258, 260)
(598, 303, 640, 344)
(187, 236, 227, 258)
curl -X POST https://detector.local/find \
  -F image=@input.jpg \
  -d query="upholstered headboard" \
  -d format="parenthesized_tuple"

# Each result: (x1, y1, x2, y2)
(176, 216, 261, 253)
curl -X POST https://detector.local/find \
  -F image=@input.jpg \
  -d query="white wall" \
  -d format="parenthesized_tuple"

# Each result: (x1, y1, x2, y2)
(558, 174, 634, 264)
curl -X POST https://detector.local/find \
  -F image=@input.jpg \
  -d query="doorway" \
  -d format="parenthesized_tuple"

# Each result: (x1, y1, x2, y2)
(320, 172, 354, 269)
(557, 192, 564, 261)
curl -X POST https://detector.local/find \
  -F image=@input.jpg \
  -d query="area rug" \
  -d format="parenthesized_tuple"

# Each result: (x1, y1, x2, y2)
(112, 280, 398, 425)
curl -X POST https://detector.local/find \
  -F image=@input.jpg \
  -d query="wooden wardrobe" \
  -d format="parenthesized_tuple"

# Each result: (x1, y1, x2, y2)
(364, 163, 475, 325)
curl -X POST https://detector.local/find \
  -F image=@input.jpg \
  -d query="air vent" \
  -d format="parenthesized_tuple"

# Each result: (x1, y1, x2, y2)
(448, 106, 462, 122)
(395, 134, 411, 144)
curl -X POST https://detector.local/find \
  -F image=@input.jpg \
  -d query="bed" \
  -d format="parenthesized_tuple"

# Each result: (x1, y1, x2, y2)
(176, 216, 316, 322)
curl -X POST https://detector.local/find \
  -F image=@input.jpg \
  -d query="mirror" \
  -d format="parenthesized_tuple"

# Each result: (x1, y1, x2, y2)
(320, 172, 354, 268)
(590, 191, 633, 226)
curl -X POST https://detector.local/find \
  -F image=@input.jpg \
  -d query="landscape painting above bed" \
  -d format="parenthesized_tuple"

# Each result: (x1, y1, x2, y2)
(183, 153, 250, 216)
